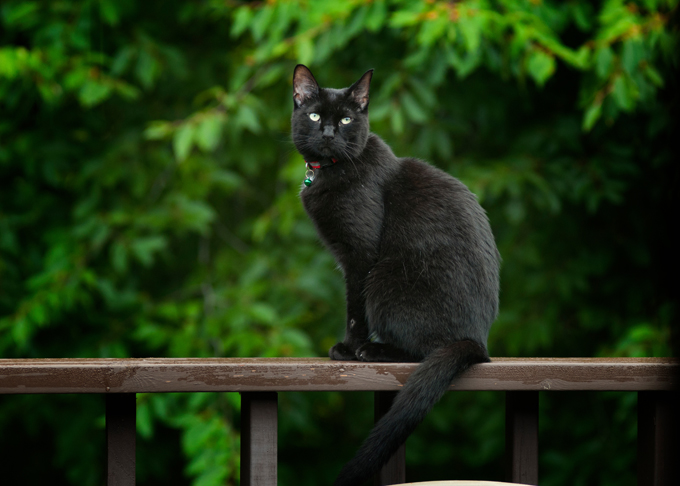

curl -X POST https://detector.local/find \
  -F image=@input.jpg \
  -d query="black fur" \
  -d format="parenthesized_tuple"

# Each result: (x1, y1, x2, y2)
(292, 64, 500, 486)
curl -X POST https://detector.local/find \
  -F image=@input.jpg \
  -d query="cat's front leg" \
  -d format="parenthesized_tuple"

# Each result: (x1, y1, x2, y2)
(329, 271, 370, 360)
(329, 316, 368, 360)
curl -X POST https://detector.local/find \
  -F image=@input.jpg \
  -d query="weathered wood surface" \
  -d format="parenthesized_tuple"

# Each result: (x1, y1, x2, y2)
(0, 358, 677, 394)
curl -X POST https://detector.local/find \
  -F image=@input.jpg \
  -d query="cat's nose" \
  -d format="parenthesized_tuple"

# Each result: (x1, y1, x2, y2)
(322, 125, 335, 139)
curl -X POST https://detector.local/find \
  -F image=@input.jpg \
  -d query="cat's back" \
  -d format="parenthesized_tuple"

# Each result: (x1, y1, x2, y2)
(382, 157, 494, 250)
(370, 155, 500, 343)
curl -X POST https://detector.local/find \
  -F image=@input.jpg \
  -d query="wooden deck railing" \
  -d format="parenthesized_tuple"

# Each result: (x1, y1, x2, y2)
(0, 357, 677, 485)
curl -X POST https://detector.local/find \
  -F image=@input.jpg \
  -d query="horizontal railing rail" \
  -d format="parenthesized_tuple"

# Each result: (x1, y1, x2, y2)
(1, 357, 676, 393)
(0, 357, 677, 486)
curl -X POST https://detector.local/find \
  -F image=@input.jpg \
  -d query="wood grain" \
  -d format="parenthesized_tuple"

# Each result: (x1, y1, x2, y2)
(0, 358, 677, 394)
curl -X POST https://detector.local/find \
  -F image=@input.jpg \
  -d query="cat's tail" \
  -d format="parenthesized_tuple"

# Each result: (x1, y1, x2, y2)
(333, 340, 489, 486)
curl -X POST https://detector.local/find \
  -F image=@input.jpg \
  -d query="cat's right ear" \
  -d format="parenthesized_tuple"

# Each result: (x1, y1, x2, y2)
(293, 64, 319, 109)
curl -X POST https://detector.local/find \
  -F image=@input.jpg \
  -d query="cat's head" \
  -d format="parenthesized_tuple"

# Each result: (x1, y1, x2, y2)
(291, 64, 373, 163)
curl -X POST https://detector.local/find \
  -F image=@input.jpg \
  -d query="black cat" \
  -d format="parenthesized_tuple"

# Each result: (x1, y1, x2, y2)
(292, 64, 500, 486)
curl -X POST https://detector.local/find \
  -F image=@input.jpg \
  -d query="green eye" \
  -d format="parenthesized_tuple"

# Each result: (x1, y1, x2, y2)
(309, 113, 320, 122)
(340, 117, 352, 125)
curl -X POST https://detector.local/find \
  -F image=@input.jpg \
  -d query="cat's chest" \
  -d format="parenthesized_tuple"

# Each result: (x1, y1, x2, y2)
(301, 179, 383, 251)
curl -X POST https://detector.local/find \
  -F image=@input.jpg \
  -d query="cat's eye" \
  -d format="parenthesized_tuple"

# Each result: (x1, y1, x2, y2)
(340, 117, 352, 125)
(309, 113, 320, 122)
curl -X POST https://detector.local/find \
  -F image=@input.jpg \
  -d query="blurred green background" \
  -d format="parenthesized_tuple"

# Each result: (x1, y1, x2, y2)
(0, 0, 677, 485)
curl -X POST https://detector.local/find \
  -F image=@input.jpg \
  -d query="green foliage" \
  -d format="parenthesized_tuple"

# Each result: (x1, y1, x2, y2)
(0, 1, 676, 485)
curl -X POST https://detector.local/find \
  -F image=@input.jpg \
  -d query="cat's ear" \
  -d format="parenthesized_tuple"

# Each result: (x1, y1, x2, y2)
(293, 64, 319, 109)
(349, 69, 373, 111)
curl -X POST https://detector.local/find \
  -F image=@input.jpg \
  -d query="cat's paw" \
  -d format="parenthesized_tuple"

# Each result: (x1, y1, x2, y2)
(355, 342, 388, 362)
(329, 342, 358, 361)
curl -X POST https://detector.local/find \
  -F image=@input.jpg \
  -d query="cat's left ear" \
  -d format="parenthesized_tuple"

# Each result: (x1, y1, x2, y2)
(349, 69, 373, 111)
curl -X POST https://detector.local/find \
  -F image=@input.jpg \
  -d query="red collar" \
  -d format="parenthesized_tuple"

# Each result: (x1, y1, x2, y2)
(306, 158, 337, 170)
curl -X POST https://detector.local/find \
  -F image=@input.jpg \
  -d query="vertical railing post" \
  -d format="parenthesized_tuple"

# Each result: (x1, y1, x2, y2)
(505, 391, 539, 485)
(638, 391, 679, 486)
(374, 391, 406, 486)
(106, 393, 136, 486)
(241, 392, 278, 486)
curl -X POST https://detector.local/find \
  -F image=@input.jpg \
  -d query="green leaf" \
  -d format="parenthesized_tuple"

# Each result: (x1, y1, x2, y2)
(79, 80, 112, 107)
(136, 400, 154, 438)
(0, 48, 20, 79)
(366, 0, 388, 31)
(100, 0, 121, 26)
(135, 49, 158, 90)
(347, 5, 369, 36)
(3, 2, 39, 27)
(582, 100, 603, 131)
(256, 64, 286, 88)
(417, 17, 448, 47)
(595, 47, 615, 79)
(249, 303, 277, 325)
(408, 77, 436, 109)
(11, 317, 30, 347)
(144, 121, 173, 140)
(111, 46, 135, 76)
(250, 6, 274, 42)
(110, 241, 128, 274)
(446, 46, 481, 78)
(236, 105, 260, 133)
(231, 6, 253, 38)
(29, 303, 48, 327)
(195, 115, 223, 152)
(527, 49, 555, 87)
(114, 80, 141, 101)
(389, 8, 420, 28)
(572, 2, 593, 31)
(572, 46, 591, 70)
(170, 195, 216, 233)
(369, 101, 390, 121)
(597, 13, 637, 44)
(211, 170, 242, 192)
(621, 38, 644, 75)
(390, 105, 405, 134)
(459, 15, 481, 53)
(173, 123, 196, 161)
(400, 91, 428, 123)
(130, 236, 167, 267)
(611, 74, 636, 112)
(296, 37, 315, 66)
(643, 65, 664, 87)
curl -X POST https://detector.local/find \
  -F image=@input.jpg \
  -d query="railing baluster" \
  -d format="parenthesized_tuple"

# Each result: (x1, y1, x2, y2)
(241, 392, 278, 486)
(505, 391, 539, 485)
(106, 393, 136, 486)
(638, 391, 679, 486)
(374, 391, 406, 485)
